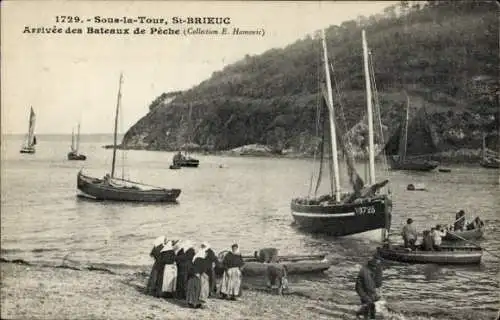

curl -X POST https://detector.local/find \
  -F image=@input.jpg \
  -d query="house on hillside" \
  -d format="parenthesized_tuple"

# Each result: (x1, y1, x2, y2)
(470, 75, 497, 101)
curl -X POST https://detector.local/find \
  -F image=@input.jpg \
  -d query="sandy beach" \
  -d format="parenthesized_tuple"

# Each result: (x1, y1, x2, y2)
(0, 261, 351, 320)
(2, 261, 495, 320)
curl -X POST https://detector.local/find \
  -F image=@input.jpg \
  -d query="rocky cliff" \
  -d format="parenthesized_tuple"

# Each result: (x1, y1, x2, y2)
(122, 1, 498, 158)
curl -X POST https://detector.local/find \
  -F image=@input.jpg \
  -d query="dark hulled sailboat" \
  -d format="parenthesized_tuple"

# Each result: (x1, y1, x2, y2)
(68, 123, 87, 160)
(291, 30, 392, 239)
(77, 74, 181, 202)
(20, 107, 37, 154)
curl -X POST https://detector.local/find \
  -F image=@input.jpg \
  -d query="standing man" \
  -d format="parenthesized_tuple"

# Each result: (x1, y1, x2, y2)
(401, 218, 418, 250)
(355, 255, 383, 320)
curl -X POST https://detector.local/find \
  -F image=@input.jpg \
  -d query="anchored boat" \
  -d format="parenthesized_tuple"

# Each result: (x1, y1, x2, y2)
(291, 29, 392, 238)
(77, 74, 181, 202)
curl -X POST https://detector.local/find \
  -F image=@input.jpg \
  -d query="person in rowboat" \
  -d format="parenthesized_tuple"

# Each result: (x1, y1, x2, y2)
(254, 248, 279, 263)
(454, 210, 466, 231)
(420, 230, 434, 251)
(355, 255, 382, 320)
(401, 218, 418, 250)
(431, 225, 447, 251)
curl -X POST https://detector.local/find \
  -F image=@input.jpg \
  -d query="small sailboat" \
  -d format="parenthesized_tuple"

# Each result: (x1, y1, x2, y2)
(67, 123, 87, 161)
(385, 93, 439, 171)
(20, 107, 37, 154)
(479, 133, 499, 169)
(172, 105, 200, 168)
(77, 74, 181, 202)
(290, 29, 392, 238)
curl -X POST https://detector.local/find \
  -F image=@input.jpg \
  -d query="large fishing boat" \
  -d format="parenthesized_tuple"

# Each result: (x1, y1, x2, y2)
(77, 74, 181, 202)
(20, 107, 37, 154)
(291, 29, 392, 238)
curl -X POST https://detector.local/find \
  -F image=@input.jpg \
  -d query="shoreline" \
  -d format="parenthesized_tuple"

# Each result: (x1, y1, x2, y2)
(1, 260, 495, 320)
(103, 145, 491, 165)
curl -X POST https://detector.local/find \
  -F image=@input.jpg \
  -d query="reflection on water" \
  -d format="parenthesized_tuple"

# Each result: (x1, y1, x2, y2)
(1, 135, 499, 319)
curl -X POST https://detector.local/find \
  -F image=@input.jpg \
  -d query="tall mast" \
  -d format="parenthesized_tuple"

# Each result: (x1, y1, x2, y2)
(402, 93, 410, 160)
(321, 29, 341, 201)
(111, 73, 123, 178)
(71, 128, 75, 151)
(362, 30, 375, 185)
(76, 123, 81, 152)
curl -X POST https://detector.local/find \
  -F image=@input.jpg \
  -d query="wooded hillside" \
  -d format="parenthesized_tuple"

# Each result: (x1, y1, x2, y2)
(123, 1, 498, 156)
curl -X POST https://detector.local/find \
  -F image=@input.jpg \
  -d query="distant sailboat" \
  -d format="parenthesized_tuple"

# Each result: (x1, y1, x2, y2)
(68, 123, 87, 160)
(479, 133, 499, 169)
(20, 107, 37, 154)
(385, 93, 439, 171)
(172, 104, 199, 168)
(77, 73, 181, 202)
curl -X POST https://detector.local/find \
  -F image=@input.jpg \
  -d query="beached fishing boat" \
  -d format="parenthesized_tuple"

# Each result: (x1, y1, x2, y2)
(385, 93, 439, 171)
(19, 107, 37, 154)
(77, 74, 181, 202)
(377, 244, 482, 265)
(291, 29, 392, 238)
(68, 123, 87, 161)
(443, 227, 484, 241)
(216, 253, 330, 276)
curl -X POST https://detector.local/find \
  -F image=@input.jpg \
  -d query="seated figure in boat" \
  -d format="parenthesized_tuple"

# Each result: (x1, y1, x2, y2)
(431, 225, 446, 251)
(466, 217, 484, 230)
(173, 151, 185, 164)
(266, 263, 288, 295)
(401, 218, 418, 251)
(254, 248, 279, 263)
(420, 230, 434, 251)
(454, 210, 466, 231)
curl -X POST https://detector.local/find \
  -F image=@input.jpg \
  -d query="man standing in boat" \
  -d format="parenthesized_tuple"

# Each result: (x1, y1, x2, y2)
(402, 218, 418, 250)
(355, 255, 382, 320)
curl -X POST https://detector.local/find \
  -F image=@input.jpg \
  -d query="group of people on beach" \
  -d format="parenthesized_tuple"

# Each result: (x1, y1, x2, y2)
(401, 210, 485, 251)
(146, 236, 244, 309)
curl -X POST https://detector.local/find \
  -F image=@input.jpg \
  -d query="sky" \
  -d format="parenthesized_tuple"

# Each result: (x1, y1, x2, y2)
(1, 1, 397, 134)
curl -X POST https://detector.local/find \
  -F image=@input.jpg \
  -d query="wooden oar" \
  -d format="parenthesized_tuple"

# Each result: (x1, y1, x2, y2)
(447, 231, 500, 259)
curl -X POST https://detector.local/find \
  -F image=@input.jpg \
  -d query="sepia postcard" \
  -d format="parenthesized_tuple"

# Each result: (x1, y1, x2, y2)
(1, 1, 498, 319)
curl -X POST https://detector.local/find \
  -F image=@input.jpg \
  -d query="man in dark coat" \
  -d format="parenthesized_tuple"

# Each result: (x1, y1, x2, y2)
(355, 256, 382, 319)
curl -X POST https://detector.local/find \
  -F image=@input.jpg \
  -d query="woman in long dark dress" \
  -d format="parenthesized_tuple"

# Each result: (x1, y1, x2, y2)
(146, 236, 166, 296)
(157, 241, 177, 298)
(186, 247, 207, 308)
(202, 242, 219, 298)
(220, 243, 244, 300)
(175, 241, 195, 300)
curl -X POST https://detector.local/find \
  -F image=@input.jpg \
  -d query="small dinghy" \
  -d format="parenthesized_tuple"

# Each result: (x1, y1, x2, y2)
(438, 168, 451, 173)
(407, 183, 426, 191)
(443, 227, 484, 241)
(377, 244, 482, 265)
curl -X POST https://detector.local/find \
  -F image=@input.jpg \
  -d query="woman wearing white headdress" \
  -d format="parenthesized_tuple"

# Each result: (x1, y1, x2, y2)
(220, 243, 244, 300)
(146, 236, 166, 296)
(157, 240, 177, 298)
(175, 240, 195, 300)
(186, 245, 207, 308)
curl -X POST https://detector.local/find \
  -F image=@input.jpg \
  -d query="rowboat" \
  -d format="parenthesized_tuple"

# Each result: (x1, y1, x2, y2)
(216, 253, 331, 276)
(443, 227, 484, 241)
(377, 244, 482, 265)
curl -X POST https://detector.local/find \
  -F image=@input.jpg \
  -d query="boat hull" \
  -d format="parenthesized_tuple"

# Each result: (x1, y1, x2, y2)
(388, 157, 439, 171)
(291, 195, 391, 237)
(20, 147, 35, 154)
(77, 171, 180, 202)
(174, 159, 199, 167)
(68, 152, 87, 161)
(377, 245, 482, 265)
(443, 228, 484, 241)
